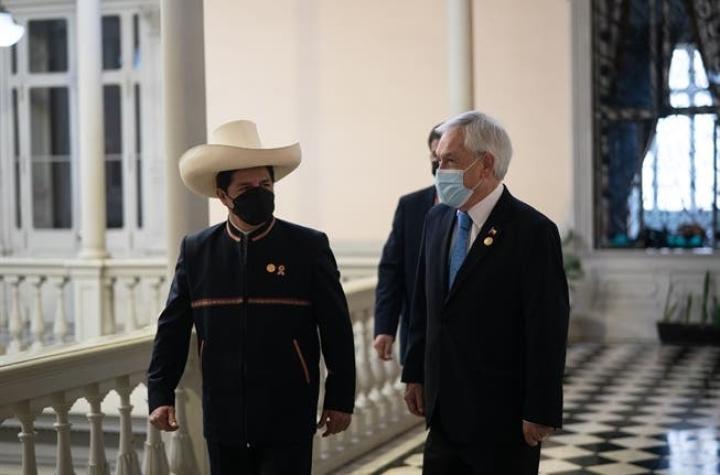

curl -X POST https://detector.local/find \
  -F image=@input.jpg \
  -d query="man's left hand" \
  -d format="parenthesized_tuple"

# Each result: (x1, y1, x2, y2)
(317, 410, 352, 437)
(522, 420, 554, 447)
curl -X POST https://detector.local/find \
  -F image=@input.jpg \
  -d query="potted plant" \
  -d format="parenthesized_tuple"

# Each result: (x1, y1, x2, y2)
(657, 271, 720, 345)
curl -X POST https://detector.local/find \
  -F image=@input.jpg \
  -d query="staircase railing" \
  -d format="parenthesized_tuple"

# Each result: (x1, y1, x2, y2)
(0, 276, 421, 475)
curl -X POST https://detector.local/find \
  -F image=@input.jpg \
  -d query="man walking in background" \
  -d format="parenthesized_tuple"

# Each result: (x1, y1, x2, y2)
(374, 124, 442, 363)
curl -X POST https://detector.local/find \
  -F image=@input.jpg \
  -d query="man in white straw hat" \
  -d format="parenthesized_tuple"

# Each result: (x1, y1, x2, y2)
(146, 120, 356, 475)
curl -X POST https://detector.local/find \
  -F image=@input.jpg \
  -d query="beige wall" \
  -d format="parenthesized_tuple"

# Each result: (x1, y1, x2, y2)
(204, 0, 574, 251)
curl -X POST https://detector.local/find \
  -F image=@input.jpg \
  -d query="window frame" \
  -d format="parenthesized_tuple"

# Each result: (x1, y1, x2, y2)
(573, 0, 719, 257)
(0, 0, 164, 257)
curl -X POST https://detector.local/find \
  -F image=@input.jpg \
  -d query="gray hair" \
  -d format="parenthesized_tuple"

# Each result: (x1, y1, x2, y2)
(437, 111, 513, 179)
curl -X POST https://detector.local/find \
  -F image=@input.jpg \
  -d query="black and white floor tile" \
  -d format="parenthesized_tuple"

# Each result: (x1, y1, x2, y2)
(343, 344, 720, 475)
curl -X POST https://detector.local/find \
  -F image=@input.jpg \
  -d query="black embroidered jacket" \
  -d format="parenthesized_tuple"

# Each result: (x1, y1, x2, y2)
(147, 217, 356, 445)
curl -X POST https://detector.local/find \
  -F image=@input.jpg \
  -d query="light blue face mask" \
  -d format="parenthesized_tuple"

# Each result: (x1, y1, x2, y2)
(434, 159, 481, 208)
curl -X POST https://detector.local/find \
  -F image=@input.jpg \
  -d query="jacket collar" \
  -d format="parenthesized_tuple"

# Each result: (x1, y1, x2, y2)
(225, 216, 276, 242)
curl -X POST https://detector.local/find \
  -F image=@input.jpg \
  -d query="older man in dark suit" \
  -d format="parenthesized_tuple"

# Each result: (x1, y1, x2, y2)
(402, 111, 569, 474)
(373, 125, 441, 363)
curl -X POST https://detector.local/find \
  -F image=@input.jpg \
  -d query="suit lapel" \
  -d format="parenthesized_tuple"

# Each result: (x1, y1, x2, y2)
(445, 187, 515, 302)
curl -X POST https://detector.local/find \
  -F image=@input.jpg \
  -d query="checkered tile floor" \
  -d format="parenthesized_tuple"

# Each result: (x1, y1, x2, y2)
(358, 344, 720, 475)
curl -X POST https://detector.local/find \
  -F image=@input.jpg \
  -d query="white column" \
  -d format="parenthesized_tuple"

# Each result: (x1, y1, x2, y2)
(161, 1, 210, 472)
(447, 0, 474, 113)
(77, 0, 107, 259)
(162, 0, 209, 269)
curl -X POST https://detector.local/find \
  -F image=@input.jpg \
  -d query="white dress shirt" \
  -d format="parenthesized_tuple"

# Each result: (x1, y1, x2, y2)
(450, 183, 504, 255)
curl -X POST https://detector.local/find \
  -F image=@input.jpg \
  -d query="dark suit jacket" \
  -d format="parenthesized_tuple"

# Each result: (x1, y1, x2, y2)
(147, 218, 356, 445)
(401, 187, 569, 444)
(374, 186, 435, 363)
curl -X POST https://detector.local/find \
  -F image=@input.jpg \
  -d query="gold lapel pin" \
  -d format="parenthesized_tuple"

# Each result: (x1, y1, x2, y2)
(266, 263, 276, 273)
(483, 237, 494, 246)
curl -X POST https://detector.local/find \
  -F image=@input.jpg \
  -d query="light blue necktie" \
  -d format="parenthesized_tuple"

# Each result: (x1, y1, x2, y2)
(448, 211, 472, 289)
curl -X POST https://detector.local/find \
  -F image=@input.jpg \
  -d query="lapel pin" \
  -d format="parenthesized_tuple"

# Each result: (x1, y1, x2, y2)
(277, 265, 286, 276)
(489, 227, 497, 236)
(483, 237, 494, 246)
(266, 263, 276, 273)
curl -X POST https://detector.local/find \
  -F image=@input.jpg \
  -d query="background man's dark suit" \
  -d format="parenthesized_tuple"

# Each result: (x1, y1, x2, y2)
(374, 185, 435, 363)
(402, 187, 569, 474)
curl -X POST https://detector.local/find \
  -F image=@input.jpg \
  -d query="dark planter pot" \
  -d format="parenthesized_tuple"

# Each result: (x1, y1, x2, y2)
(656, 322, 720, 346)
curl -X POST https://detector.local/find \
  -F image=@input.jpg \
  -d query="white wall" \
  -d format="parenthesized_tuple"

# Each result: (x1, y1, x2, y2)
(204, 0, 574, 251)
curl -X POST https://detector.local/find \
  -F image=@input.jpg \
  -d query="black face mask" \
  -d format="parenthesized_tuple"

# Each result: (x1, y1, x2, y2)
(231, 187, 275, 226)
(431, 160, 440, 176)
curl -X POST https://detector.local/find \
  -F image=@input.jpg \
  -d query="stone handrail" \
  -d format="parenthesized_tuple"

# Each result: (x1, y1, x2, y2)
(0, 275, 421, 474)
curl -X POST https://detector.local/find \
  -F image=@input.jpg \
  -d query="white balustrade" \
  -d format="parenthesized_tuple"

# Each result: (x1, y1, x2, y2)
(0, 258, 166, 355)
(0, 275, 420, 474)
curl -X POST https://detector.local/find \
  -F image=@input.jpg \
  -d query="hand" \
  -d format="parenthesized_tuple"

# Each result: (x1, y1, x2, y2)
(373, 334, 395, 360)
(404, 383, 424, 417)
(522, 420, 554, 447)
(149, 405, 178, 432)
(317, 409, 351, 437)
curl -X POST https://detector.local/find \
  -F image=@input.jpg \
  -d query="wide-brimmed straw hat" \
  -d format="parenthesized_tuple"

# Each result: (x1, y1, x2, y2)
(179, 120, 301, 198)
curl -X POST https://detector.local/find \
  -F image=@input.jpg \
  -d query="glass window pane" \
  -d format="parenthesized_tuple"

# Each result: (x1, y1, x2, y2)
(102, 16, 122, 70)
(12, 89, 21, 228)
(28, 19, 68, 73)
(135, 84, 143, 228)
(30, 87, 72, 229)
(668, 48, 690, 90)
(693, 49, 709, 89)
(133, 14, 141, 69)
(670, 92, 689, 108)
(693, 114, 715, 211)
(104, 85, 123, 228)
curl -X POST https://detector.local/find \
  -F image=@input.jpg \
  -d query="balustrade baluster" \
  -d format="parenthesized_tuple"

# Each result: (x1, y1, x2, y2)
(369, 338, 389, 431)
(27, 276, 46, 351)
(148, 276, 165, 324)
(382, 343, 403, 423)
(142, 422, 170, 475)
(14, 402, 38, 475)
(359, 309, 378, 435)
(317, 362, 331, 461)
(7, 276, 25, 353)
(85, 384, 110, 475)
(115, 377, 142, 475)
(123, 277, 140, 332)
(169, 386, 199, 475)
(102, 277, 117, 335)
(51, 394, 76, 475)
(51, 277, 70, 344)
(0, 277, 7, 333)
